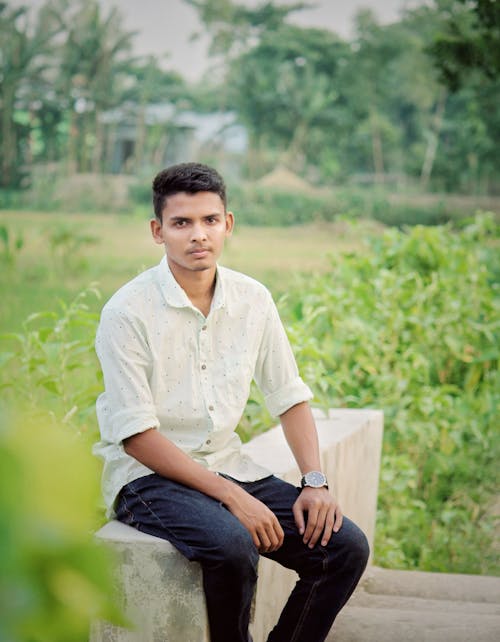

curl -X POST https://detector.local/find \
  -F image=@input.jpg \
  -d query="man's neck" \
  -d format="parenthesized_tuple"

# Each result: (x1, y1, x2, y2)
(168, 260, 216, 316)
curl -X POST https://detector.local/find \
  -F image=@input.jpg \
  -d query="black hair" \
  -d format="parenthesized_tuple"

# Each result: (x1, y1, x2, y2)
(152, 162, 227, 221)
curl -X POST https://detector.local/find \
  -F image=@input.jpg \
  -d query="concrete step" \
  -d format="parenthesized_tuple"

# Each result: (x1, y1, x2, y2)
(328, 566, 500, 642)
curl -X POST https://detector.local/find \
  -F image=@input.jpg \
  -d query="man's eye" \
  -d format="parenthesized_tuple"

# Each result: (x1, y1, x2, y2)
(206, 217, 217, 224)
(174, 220, 186, 227)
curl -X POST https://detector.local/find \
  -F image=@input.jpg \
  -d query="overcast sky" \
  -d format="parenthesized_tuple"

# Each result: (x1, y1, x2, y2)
(20, 0, 425, 81)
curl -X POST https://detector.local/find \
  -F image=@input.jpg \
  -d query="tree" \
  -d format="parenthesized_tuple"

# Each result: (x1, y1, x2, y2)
(429, 0, 500, 91)
(54, 0, 135, 172)
(0, 1, 61, 187)
(227, 23, 350, 177)
(119, 57, 190, 170)
(187, 0, 309, 57)
(425, 0, 500, 191)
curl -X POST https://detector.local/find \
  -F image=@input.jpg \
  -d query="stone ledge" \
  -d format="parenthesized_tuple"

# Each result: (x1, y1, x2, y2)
(90, 408, 383, 642)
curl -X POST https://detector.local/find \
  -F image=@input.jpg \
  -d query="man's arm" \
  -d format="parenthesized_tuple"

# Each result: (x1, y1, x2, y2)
(123, 429, 284, 553)
(280, 401, 343, 548)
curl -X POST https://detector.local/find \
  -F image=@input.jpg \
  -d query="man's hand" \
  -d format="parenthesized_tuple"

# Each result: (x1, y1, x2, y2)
(226, 487, 284, 553)
(292, 487, 343, 548)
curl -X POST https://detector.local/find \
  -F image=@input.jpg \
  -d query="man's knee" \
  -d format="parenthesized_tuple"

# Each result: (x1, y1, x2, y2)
(224, 528, 259, 573)
(205, 522, 259, 579)
(348, 527, 370, 569)
(334, 519, 370, 573)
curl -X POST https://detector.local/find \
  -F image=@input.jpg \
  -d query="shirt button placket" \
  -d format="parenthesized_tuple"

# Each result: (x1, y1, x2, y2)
(199, 323, 212, 445)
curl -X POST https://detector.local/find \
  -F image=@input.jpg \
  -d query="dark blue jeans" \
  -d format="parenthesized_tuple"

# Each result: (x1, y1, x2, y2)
(116, 473, 369, 642)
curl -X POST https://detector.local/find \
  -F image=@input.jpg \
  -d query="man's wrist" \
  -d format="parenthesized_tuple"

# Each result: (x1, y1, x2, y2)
(216, 474, 245, 508)
(300, 470, 329, 490)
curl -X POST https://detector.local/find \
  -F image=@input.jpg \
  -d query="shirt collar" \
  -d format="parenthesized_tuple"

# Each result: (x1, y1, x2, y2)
(157, 256, 226, 313)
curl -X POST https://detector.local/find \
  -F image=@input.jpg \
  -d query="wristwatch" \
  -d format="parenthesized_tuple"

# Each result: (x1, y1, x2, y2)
(300, 471, 328, 490)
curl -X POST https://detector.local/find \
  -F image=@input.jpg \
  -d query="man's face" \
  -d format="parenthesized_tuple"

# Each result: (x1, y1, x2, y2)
(150, 191, 234, 276)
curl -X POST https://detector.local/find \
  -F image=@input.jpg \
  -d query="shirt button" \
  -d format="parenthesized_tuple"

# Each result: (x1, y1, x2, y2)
(201, 325, 207, 331)
(201, 364, 207, 370)
(208, 405, 214, 411)
(206, 439, 211, 445)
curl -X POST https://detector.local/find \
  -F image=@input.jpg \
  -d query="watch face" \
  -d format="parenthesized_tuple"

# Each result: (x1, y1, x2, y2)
(304, 471, 327, 487)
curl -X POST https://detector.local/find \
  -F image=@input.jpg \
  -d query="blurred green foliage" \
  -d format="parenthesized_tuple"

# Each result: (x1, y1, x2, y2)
(0, 223, 24, 264)
(130, 180, 484, 228)
(227, 185, 476, 228)
(241, 212, 500, 573)
(2, 0, 499, 196)
(0, 288, 123, 641)
(0, 410, 121, 641)
(0, 213, 498, 642)
(1, 288, 103, 436)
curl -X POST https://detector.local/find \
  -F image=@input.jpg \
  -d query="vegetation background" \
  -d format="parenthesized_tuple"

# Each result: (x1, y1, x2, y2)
(0, 0, 499, 640)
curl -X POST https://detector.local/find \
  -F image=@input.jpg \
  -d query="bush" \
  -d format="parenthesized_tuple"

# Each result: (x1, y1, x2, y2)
(1, 212, 497, 593)
(226, 184, 477, 227)
(0, 409, 121, 642)
(0, 289, 122, 641)
(227, 185, 336, 225)
(243, 212, 499, 574)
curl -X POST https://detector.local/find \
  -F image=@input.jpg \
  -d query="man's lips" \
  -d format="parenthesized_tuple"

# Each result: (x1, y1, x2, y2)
(188, 248, 210, 257)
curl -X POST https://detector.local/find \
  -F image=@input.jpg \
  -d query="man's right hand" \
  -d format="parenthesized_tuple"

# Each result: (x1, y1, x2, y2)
(225, 485, 284, 553)
(123, 430, 283, 552)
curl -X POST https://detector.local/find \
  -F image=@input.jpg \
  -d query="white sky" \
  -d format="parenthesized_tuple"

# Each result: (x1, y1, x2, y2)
(20, 0, 424, 81)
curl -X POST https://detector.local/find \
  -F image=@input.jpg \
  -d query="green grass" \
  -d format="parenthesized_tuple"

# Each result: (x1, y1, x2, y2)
(2, 209, 498, 578)
(0, 210, 379, 332)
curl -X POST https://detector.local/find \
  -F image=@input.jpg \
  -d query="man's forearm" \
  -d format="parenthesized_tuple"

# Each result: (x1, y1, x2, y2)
(123, 428, 285, 552)
(280, 401, 322, 474)
(123, 429, 238, 506)
(281, 402, 343, 544)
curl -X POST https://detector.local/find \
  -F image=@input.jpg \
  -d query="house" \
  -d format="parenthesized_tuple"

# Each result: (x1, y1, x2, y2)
(100, 103, 247, 176)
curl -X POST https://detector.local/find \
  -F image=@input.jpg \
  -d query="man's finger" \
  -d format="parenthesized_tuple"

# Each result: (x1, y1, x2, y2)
(307, 507, 328, 548)
(303, 506, 319, 544)
(293, 502, 305, 535)
(256, 527, 272, 552)
(333, 505, 343, 533)
(273, 520, 285, 548)
(321, 508, 336, 546)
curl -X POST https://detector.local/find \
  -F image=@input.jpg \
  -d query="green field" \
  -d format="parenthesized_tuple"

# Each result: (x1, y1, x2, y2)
(0, 211, 381, 332)
(1, 210, 498, 584)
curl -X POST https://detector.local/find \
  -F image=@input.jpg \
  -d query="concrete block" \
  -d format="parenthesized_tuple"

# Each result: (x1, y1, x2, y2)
(90, 408, 383, 642)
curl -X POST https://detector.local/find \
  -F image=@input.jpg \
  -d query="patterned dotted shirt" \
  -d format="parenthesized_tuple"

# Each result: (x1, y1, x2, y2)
(94, 256, 312, 516)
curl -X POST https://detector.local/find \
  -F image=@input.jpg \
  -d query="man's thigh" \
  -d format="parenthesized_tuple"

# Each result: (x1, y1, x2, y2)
(116, 473, 255, 563)
(237, 474, 367, 573)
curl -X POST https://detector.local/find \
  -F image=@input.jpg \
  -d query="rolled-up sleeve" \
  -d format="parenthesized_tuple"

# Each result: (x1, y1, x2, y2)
(253, 294, 313, 417)
(95, 306, 159, 444)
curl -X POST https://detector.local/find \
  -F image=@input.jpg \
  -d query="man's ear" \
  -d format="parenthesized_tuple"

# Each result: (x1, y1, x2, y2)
(150, 218, 163, 245)
(225, 211, 235, 237)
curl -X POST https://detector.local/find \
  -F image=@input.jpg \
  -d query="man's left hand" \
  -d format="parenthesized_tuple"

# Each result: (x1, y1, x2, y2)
(292, 487, 343, 548)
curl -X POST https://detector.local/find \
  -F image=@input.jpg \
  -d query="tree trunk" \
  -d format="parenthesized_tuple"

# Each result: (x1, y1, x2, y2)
(134, 104, 146, 173)
(370, 110, 385, 183)
(1, 84, 17, 187)
(92, 110, 104, 174)
(67, 108, 78, 174)
(420, 89, 447, 190)
(282, 120, 308, 173)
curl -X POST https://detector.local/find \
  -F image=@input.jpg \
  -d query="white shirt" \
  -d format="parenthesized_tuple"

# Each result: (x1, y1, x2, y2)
(94, 256, 313, 515)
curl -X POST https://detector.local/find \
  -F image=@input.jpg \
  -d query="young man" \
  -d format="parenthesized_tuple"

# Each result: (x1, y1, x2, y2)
(94, 162, 369, 642)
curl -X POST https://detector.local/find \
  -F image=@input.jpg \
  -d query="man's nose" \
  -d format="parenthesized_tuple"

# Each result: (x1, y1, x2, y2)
(190, 222, 207, 242)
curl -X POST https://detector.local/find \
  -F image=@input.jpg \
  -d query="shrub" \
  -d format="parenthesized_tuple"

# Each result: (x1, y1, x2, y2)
(243, 212, 499, 574)
(1, 287, 103, 437)
(1, 212, 498, 583)
(0, 410, 122, 642)
(0, 289, 121, 641)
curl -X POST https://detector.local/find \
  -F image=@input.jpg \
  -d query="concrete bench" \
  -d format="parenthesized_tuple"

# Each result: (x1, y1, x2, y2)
(90, 408, 383, 642)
